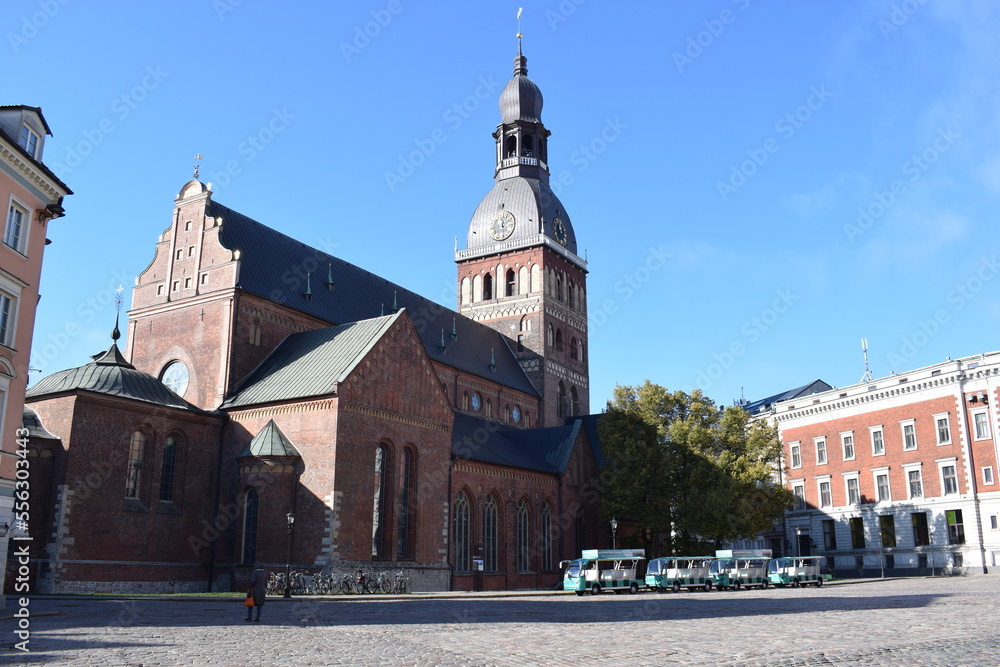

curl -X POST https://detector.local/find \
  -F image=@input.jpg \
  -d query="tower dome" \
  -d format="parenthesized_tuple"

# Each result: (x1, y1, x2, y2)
(499, 53, 543, 124)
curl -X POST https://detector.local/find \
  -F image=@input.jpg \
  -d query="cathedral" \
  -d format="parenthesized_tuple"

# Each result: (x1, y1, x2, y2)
(14, 44, 604, 593)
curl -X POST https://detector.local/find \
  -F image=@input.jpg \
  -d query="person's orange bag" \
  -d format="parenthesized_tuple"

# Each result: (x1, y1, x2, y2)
(244, 588, 254, 607)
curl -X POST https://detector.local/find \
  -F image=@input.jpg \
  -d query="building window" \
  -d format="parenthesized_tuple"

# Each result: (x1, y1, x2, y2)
(815, 438, 827, 465)
(184, 277, 192, 289)
(546, 324, 554, 347)
(157, 285, 164, 296)
(850, 517, 865, 549)
(125, 430, 146, 499)
(912, 512, 930, 547)
(953, 552, 964, 568)
(517, 334, 524, 352)
(540, 503, 553, 571)
(453, 491, 471, 572)
(875, 472, 890, 502)
(901, 420, 917, 451)
(0, 292, 15, 348)
(570, 336, 578, 360)
(819, 480, 832, 508)
(396, 447, 415, 559)
(991, 515, 998, 531)
(242, 488, 259, 565)
(184, 220, 192, 231)
(176, 249, 183, 260)
(842, 432, 855, 461)
(483, 495, 498, 572)
(822, 519, 837, 550)
(505, 269, 516, 297)
(947, 509, 965, 545)
(555, 328, 563, 352)
(516, 500, 530, 572)
(984, 467, 995, 486)
(941, 464, 959, 495)
(871, 426, 885, 456)
(793, 484, 805, 510)
(973, 411, 990, 440)
(5, 202, 28, 253)
(846, 476, 860, 505)
(372, 444, 390, 557)
(879, 515, 896, 548)
(790, 443, 801, 469)
(557, 381, 567, 419)
(934, 414, 951, 445)
(159, 436, 178, 503)
(18, 125, 40, 157)
(482, 273, 493, 300)
(570, 386, 580, 416)
(907, 469, 923, 499)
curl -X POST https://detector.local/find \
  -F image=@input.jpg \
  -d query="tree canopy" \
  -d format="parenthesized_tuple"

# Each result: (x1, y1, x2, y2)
(597, 381, 791, 556)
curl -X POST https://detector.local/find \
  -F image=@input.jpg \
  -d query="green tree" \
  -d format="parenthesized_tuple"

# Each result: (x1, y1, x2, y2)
(598, 381, 791, 556)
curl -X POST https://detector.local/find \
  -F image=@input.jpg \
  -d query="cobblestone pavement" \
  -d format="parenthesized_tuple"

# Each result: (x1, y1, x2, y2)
(3, 577, 1000, 666)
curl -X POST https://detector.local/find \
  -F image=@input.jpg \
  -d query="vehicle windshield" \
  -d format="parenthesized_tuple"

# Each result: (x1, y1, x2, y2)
(648, 559, 664, 575)
(768, 558, 786, 572)
(709, 560, 723, 574)
(565, 560, 584, 578)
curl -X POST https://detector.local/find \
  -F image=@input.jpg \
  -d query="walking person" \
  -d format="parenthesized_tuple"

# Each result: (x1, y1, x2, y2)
(245, 563, 266, 622)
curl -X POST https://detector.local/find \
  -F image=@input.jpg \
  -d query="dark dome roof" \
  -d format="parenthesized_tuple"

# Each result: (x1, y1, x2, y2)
(467, 177, 577, 254)
(499, 54, 543, 125)
(26, 343, 202, 411)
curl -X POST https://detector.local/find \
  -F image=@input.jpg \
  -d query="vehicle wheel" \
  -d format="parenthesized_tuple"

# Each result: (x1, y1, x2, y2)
(629, 583, 639, 595)
(792, 579, 800, 588)
(614, 589, 624, 595)
(815, 577, 823, 588)
(760, 579, 769, 590)
(704, 581, 712, 592)
(732, 580, 741, 591)
(671, 581, 681, 593)
(575, 591, 585, 596)
(591, 583, 602, 596)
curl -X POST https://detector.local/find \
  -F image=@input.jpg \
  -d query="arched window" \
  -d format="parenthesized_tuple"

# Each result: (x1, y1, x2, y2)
(556, 276, 563, 302)
(504, 135, 517, 158)
(530, 265, 541, 293)
(397, 446, 416, 559)
(372, 444, 391, 557)
(461, 277, 472, 305)
(242, 488, 259, 565)
(159, 435, 179, 503)
(546, 324, 554, 347)
(520, 315, 531, 332)
(125, 430, 146, 499)
(462, 391, 469, 411)
(577, 339, 585, 362)
(522, 134, 534, 157)
(483, 495, 499, 572)
(505, 269, 516, 297)
(485, 399, 493, 418)
(504, 404, 511, 422)
(473, 275, 482, 302)
(570, 337, 578, 360)
(516, 500, 530, 572)
(558, 382, 567, 419)
(571, 386, 580, 416)
(540, 503, 553, 571)
(482, 273, 493, 300)
(454, 491, 471, 572)
(524, 411, 531, 428)
(555, 328, 563, 352)
(518, 266, 529, 294)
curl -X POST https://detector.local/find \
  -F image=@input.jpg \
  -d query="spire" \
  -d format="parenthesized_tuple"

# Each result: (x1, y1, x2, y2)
(514, 7, 527, 75)
(450, 317, 458, 340)
(193, 154, 202, 180)
(303, 272, 313, 301)
(391, 290, 399, 314)
(91, 285, 134, 368)
(489, 348, 496, 372)
(438, 329, 447, 353)
(325, 263, 335, 291)
(112, 285, 123, 342)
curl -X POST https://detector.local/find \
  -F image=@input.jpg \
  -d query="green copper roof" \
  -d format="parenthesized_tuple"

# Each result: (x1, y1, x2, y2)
(237, 419, 300, 458)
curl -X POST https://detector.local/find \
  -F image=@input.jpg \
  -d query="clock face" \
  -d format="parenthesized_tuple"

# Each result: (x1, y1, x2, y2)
(471, 393, 482, 411)
(489, 210, 516, 241)
(161, 361, 189, 397)
(553, 217, 567, 245)
(512, 406, 521, 423)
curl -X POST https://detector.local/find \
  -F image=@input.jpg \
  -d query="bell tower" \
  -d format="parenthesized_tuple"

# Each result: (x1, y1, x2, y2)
(456, 39, 589, 426)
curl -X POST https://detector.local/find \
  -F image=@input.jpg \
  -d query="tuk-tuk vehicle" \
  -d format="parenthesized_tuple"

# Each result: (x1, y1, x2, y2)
(645, 556, 715, 592)
(715, 549, 772, 590)
(706, 558, 734, 590)
(562, 549, 646, 596)
(767, 556, 824, 588)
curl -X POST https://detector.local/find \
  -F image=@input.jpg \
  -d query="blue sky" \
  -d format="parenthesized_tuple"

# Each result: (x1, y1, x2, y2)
(8, 0, 1000, 410)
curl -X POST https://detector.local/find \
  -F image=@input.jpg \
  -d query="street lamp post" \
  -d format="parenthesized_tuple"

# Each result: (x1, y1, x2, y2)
(610, 518, 618, 550)
(283, 510, 295, 599)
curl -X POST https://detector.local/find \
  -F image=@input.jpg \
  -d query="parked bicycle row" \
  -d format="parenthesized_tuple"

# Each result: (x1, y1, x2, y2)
(562, 549, 828, 595)
(264, 568, 410, 596)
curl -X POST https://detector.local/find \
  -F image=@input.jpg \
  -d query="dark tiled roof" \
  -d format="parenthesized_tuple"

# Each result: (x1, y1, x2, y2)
(451, 413, 582, 474)
(26, 343, 203, 412)
(0, 108, 73, 195)
(222, 313, 397, 408)
(209, 201, 538, 397)
(741, 379, 833, 416)
(572, 413, 607, 469)
(238, 419, 300, 458)
(22, 406, 60, 441)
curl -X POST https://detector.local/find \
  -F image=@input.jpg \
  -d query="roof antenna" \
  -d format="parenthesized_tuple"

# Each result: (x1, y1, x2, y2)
(860, 338, 873, 383)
